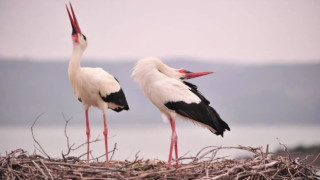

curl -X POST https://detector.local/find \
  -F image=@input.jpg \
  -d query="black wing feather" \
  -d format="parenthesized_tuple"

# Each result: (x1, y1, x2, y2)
(165, 81, 230, 136)
(183, 81, 210, 105)
(165, 101, 229, 136)
(99, 88, 129, 112)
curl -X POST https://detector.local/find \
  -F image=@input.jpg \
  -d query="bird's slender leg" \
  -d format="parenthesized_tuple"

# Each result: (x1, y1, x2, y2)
(168, 118, 179, 168)
(174, 132, 178, 167)
(102, 110, 109, 167)
(168, 137, 173, 166)
(85, 108, 90, 165)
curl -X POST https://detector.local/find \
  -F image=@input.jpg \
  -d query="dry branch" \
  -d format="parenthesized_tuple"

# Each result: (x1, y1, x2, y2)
(61, 112, 74, 158)
(30, 112, 51, 159)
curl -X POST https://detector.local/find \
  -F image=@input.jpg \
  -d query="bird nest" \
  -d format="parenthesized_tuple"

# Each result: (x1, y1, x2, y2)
(2, 115, 319, 179)
(1, 145, 319, 180)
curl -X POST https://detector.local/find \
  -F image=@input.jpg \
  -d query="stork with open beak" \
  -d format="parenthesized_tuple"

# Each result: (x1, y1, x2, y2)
(132, 57, 230, 168)
(66, 3, 129, 167)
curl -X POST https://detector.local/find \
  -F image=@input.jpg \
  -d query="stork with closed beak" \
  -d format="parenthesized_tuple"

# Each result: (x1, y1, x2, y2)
(132, 57, 230, 168)
(66, 3, 129, 167)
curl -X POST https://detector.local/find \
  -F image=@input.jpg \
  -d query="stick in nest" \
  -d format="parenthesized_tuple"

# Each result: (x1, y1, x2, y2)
(30, 112, 51, 159)
(61, 112, 74, 158)
(60, 113, 113, 163)
(90, 142, 118, 162)
(277, 138, 293, 162)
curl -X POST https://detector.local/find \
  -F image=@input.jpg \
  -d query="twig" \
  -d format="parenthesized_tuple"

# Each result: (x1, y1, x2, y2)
(177, 150, 191, 161)
(78, 150, 92, 159)
(211, 164, 246, 180)
(90, 142, 118, 162)
(110, 143, 117, 161)
(73, 135, 102, 151)
(307, 151, 320, 166)
(277, 138, 293, 162)
(40, 159, 54, 180)
(61, 112, 74, 158)
(251, 161, 278, 170)
(134, 151, 142, 162)
(42, 161, 123, 171)
(30, 112, 51, 159)
(32, 160, 48, 179)
(193, 146, 217, 162)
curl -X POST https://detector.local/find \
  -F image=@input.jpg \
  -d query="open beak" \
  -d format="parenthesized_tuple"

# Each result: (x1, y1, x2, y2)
(177, 69, 213, 79)
(66, 3, 82, 35)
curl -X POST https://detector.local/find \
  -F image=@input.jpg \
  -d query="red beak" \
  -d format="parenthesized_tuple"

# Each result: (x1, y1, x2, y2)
(177, 69, 213, 79)
(66, 3, 82, 35)
(185, 71, 213, 79)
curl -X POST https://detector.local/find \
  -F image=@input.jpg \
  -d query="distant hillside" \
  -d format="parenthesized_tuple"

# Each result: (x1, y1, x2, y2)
(0, 59, 320, 126)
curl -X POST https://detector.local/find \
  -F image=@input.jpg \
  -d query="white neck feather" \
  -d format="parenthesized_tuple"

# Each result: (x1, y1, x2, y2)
(68, 46, 84, 76)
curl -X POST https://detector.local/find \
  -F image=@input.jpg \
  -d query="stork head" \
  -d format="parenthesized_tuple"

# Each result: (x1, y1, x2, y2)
(132, 57, 213, 83)
(66, 3, 87, 50)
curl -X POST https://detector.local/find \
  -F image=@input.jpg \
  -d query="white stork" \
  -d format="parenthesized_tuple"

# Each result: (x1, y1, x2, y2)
(66, 3, 129, 167)
(132, 57, 230, 168)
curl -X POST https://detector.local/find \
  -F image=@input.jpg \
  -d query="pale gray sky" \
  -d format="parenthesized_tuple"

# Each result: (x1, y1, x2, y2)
(0, 0, 320, 65)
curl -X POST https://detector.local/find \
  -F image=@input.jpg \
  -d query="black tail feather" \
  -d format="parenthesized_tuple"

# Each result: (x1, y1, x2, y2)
(209, 106, 230, 137)
(165, 101, 230, 137)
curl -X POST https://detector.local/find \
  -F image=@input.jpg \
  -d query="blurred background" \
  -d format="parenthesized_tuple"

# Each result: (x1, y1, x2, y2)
(0, 0, 319, 163)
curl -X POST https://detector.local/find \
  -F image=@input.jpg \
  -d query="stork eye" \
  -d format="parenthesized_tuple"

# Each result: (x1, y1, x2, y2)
(82, 34, 87, 41)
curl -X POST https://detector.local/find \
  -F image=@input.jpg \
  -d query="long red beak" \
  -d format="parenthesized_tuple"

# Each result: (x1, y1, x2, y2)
(177, 69, 213, 79)
(66, 3, 82, 35)
(185, 71, 213, 79)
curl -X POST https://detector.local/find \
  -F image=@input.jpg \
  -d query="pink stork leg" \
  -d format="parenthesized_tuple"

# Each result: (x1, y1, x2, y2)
(102, 110, 109, 167)
(85, 108, 90, 165)
(168, 118, 179, 168)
